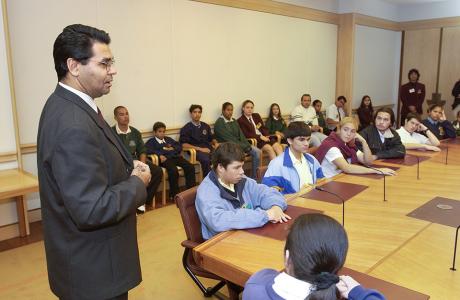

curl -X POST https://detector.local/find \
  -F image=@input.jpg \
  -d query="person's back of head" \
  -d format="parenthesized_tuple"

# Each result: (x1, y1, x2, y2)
(285, 214, 348, 300)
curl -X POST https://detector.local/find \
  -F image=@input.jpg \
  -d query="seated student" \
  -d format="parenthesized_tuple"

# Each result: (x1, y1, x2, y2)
(314, 117, 396, 178)
(422, 104, 456, 140)
(397, 112, 441, 151)
(243, 214, 385, 300)
(145, 122, 196, 199)
(312, 99, 330, 136)
(214, 102, 261, 178)
(238, 99, 284, 160)
(112, 106, 163, 212)
(262, 122, 324, 194)
(265, 103, 287, 142)
(452, 110, 460, 136)
(179, 104, 218, 177)
(357, 95, 374, 132)
(195, 142, 289, 240)
(326, 96, 347, 132)
(291, 94, 328, 147)
(359, 107, 405, 159)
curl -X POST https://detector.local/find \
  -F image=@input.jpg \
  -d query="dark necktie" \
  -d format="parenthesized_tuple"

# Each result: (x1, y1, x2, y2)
(97, 108, 104, 122)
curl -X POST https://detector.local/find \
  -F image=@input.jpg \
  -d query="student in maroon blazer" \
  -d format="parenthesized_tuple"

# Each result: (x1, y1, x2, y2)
(237, 100, 284, 161)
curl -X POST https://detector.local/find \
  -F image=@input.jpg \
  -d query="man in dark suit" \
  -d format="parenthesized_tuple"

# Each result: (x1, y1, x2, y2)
(37, 24, 151, 300)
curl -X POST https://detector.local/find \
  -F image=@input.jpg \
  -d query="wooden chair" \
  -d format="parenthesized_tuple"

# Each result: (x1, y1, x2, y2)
(149, 147, 203, 206)
(175, 187, 226, 297)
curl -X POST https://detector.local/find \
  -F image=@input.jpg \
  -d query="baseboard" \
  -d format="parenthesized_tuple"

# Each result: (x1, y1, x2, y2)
(0, 208, 42, 241)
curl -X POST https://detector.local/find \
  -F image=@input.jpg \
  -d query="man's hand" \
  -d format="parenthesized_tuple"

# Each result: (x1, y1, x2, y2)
(440, 110, 447, 121)
(417, 123, 428, 132)
(266, 206, 291, 223)
(159, 155, 167, 163)
(311, 125, 321, 132)
(260, 135, 270, 142)
(131, 160, 151, 186)
(336, 275, 361, 299)
(199, 147, 211, 154)
(408, 105, 417, 113)
(425, 145, 441, 152)
(376, 167, 396, 176)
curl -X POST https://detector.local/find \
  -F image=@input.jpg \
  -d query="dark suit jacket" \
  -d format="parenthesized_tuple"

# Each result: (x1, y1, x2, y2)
(237, 113, 269, 138)
(359, 126, 406, 159)
(37, 84, 146, 300)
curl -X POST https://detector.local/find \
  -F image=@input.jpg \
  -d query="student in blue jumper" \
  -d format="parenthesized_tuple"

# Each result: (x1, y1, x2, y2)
(145, 122, 196, 199)
(243, 214, 386, 300)
(195, 142, 289, 240)
(179, 104, 219, 177)
(262, 122, 324, 194)
(421, 104, 456, 140)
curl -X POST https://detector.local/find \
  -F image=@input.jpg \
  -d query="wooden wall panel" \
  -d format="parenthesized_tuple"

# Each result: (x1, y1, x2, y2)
(336, 13, 355, 114)
(438, 26, 460, 118)
(401, 29, 440, 118)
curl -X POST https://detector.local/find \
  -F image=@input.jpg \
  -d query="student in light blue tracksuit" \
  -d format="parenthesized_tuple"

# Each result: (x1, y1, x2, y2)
(262, 122, 324, 194)
(195, 142, 289, 240)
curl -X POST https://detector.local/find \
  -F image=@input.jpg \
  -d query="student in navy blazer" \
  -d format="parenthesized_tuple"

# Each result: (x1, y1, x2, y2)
(145, 122, 196, 199)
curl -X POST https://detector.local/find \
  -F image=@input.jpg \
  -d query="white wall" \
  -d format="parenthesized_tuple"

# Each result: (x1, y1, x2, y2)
(352, 25, 401, 109)
(339, 0, 399, 21)
(7, 0, 337, 138)
(2, 0, 338, 228)
(398, 0, 460, 22)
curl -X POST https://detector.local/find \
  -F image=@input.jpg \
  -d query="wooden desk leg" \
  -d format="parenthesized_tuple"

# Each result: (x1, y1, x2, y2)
(227, 282, 242, 300)
(15, 195, 30, 237)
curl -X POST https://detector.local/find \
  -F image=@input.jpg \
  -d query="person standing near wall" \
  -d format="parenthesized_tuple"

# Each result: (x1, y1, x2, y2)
(37, 24, 151, 300)
(400, 68, 425, 126)
(451, 79, 460, 118)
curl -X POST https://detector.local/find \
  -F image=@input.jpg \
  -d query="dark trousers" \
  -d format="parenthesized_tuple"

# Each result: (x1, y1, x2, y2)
(145, 160, 163, 205)
(107, 292, 128, 300)
(161, 157, 196, 198)
(196, 151, 211, 177)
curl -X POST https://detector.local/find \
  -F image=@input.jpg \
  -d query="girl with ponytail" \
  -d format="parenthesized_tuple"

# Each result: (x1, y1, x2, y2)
(242, 214, 385, 300)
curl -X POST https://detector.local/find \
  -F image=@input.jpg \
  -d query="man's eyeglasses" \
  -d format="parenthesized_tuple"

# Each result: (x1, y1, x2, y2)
(89, 58, 115, 71)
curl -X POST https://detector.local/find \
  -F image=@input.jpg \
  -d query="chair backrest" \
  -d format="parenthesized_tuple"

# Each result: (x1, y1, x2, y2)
(256, 165, 268, 183)
(175, 186, 205, 244)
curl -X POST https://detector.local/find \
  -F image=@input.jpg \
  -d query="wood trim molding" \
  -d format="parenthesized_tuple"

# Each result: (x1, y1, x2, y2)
(400, 16, 460, 31)
(192, 0, 339, 24)
(336, 13, 355, 114)
(20, 143, 37, 154)
(354, 13, 400, 31)
(0, 151, 17, 163)
(1, 0, 22, 169)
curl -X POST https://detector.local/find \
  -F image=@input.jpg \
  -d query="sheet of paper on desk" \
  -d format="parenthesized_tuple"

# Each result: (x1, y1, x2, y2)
(245, 205, 322, 241)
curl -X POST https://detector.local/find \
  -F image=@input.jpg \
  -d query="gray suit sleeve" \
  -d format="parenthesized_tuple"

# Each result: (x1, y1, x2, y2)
(51, 126, 146, 230)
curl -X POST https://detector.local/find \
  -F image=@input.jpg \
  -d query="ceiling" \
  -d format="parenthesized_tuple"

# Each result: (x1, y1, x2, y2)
(382, 0, 449, 5)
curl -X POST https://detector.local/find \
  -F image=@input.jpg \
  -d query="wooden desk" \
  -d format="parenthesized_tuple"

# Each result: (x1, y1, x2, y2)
(194, 138, 460, 299)
(0, 169, 39, 237)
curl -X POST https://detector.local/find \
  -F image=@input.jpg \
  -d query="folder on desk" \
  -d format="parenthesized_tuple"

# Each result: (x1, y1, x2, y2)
(301, 181, 368, 204)
(379, 155, 430, 166)
(245, 205, 322, 241)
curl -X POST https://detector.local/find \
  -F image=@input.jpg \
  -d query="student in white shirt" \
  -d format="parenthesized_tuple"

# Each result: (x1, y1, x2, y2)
(314, 117, 395, 178)
(291, 94, 328, 147)
(396, 112, 441, 151)
(326, 96, 347, 131)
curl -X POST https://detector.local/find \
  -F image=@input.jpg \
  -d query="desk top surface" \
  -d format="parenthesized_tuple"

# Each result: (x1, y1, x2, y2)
(194, 138, 460, 299)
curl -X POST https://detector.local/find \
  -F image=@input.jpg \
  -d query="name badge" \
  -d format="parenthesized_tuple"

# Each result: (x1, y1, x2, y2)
(256, 123, 262, 129)
(409, 88, 415, 93)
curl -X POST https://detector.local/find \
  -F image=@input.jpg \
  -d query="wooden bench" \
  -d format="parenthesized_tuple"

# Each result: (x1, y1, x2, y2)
(0, 169, 39, 237)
